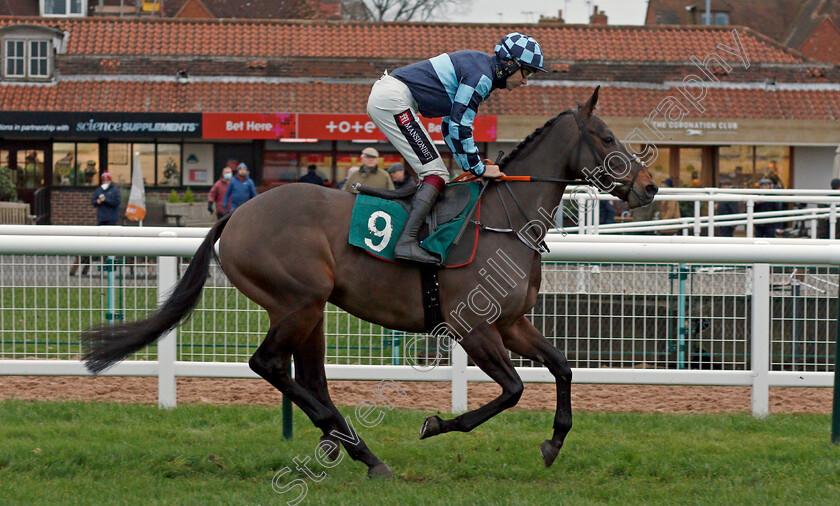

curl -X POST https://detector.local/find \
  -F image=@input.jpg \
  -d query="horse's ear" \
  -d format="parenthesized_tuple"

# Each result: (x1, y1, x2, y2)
(580, 86, 600, 121)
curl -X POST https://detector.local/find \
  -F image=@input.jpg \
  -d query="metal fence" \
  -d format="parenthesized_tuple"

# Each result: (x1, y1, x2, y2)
(0, 226, 838, 418)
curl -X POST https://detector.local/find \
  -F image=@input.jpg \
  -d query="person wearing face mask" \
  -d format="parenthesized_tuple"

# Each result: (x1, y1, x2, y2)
(208, 166, 233, 219)
(71, 171, 121, 276)
(223, 162, 258, 212)
(92, 172, 121, 226)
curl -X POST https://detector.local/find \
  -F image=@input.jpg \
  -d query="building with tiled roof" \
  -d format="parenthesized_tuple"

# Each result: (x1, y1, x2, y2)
(646, 0, 840, 64)
(1, 16, 839, 224)
(0, 0, 340, 19)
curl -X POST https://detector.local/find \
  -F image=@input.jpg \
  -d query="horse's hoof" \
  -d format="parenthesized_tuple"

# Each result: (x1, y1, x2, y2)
(367, 462, 395, 479)
(540, 439, 562, 468)
(319, 434, 341, 462)
(419, 415, 442, 440)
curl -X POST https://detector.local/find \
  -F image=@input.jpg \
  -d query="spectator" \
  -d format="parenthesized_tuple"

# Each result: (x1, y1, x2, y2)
(754, 178, 781, 238)
(767, 160, 784, 188)
(658, 178, 681, 235)
(223, 162, 258, 212)
(342, 148, 394, 194)
(71, 172, 121, 276)
(387, 163, 417, 190)
(299, 164, 325, 186)
(336, 166, 359, 191)
(631, 199, 656, 235)
(599, 199, 615, 225)
(207, 167, 232, 219)
(716, 178, 739, 237)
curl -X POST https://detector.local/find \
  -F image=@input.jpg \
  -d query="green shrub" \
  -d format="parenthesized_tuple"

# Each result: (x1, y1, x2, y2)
(0, 165, 17, 202)
(168, 190, 180, 203)
(182, 187, 195, 202)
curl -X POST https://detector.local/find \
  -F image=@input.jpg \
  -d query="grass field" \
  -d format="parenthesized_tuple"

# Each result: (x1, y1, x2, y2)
(1, 400, 838, 505)
(0, 282, 408, 365)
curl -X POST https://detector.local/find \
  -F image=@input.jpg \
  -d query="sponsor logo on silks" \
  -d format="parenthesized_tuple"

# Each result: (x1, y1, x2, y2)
(394, 109, 438, 165)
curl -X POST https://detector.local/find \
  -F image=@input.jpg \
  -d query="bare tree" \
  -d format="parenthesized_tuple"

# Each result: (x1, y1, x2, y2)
(341, 0, 468, 22)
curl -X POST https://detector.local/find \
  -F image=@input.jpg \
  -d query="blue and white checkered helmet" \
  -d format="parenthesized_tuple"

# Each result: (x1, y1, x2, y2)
(494, 32, 547, 73)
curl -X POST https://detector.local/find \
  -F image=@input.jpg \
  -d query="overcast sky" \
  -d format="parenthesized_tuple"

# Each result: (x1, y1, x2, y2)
(432, 0, 649, 25)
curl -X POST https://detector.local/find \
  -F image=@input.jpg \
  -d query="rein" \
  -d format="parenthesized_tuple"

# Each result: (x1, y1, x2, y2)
(448, 107, 646, 253)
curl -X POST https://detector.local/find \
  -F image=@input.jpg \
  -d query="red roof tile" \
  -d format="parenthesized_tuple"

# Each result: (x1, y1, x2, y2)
(0, 16, 809, 64)
(1, 80, 838, 121)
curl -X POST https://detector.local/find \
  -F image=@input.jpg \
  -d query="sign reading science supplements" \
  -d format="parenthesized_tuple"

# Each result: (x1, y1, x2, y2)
(0, 112, 202, 138)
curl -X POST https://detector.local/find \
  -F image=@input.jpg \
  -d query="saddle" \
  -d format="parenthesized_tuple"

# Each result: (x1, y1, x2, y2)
(353, 182, 473, 234)
(348, 182, 481, 268)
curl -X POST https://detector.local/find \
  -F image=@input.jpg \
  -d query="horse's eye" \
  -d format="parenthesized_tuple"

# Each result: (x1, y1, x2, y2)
(603, 137, 614, 144)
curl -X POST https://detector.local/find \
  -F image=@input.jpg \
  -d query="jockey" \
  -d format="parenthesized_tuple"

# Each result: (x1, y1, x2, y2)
(367, 32, 547, 264)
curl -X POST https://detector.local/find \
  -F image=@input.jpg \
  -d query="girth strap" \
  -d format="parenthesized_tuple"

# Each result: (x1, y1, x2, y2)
(420, 264, 443, 332)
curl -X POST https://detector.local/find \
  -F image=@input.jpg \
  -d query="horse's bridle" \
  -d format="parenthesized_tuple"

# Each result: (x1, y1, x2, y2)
(570, 109, 646, 204)
(456, 108, 649, 254)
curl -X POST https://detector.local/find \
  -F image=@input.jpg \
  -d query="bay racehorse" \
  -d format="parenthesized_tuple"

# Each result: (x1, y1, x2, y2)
(81, 87, 657, 478)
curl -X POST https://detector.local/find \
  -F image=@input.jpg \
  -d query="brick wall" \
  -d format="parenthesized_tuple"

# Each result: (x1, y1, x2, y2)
(799, 19, 840, 65)
(50, 188, 210, 225)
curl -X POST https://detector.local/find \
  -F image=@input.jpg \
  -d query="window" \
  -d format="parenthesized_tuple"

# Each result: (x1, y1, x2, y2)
(3, 39, 52, 79)
(108, 143, 187, 187)
(42, 0, 85, 17)
(701, 12, 729, 25)
(157, 144, 181, 186)
(4, 40, 24, 77)
(52, 142, 99, 186)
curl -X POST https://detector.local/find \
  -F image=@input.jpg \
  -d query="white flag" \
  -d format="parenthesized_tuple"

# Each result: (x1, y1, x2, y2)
(125, 151, 146, 222)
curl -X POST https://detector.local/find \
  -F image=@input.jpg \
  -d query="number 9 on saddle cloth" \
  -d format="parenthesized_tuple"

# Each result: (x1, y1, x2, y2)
(348, 182, 481, 268)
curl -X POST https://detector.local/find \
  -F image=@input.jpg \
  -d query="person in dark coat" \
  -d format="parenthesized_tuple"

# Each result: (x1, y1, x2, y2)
(754, 178, 781, 238)
(299, 164, 325, 186)
(92, 171, 121, 225)
(715, 178, 739, 237)
(223, 163, 258, 212)
(387, 163, 417, 190)
(71, 171, 121, 276)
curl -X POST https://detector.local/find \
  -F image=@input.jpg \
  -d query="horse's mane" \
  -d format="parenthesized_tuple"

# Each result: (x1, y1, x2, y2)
(499, 109, 575, 168)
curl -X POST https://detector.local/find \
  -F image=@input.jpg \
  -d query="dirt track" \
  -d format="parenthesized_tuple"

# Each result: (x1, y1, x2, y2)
(0, 376, 832, 414)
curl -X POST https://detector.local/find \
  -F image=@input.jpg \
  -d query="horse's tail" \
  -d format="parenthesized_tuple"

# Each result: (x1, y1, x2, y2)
(81, 214, 232, 374)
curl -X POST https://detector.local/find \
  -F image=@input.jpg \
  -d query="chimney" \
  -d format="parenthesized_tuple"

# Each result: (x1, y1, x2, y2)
(538, 9, 565, 25)
(589, 5, 608, 25)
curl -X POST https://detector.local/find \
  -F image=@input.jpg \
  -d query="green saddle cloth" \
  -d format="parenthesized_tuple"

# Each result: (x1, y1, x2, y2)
(348, 183, 481, 262)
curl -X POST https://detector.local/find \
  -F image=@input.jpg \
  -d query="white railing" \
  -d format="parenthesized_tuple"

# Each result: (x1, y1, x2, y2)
(561, 187, 840, 238)
(0, 225, 837, 418)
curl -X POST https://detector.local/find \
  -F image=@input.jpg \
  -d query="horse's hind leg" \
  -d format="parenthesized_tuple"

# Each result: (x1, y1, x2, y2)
(293, 317, 393, 478)
(248, 303, 339, 436)
(419, 323, 524, 438)
(499, 316, 572, 468)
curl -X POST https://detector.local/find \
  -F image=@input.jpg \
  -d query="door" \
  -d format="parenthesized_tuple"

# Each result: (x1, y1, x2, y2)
(214, 143, 257, 183)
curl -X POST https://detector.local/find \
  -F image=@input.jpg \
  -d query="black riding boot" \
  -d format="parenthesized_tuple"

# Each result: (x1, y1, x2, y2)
(394, 182, 441, 264)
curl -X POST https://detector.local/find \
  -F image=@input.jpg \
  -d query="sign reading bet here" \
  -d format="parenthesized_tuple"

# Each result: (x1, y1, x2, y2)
(201, 113, 497, 142)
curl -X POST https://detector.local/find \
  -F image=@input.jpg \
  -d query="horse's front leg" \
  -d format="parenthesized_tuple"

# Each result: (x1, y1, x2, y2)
(499, 316, 572, 468)
(419, 323, 523, 438)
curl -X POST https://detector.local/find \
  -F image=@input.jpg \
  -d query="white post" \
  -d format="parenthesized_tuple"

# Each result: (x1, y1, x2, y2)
(746, 200, 755, 238)
(707, 199, 715, 237)
(577, 194, 586, 235)
(810, 209, 818, 239)
(751, 262, 770, 418)
(693, 200, 701, 236)
(451, 343, 468, 414)
(157, 234, 178, 409)
(831, 204, 837, 240)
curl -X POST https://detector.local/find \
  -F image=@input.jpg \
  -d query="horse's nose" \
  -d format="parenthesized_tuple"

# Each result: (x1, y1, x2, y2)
(645, 182, 658, 198)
